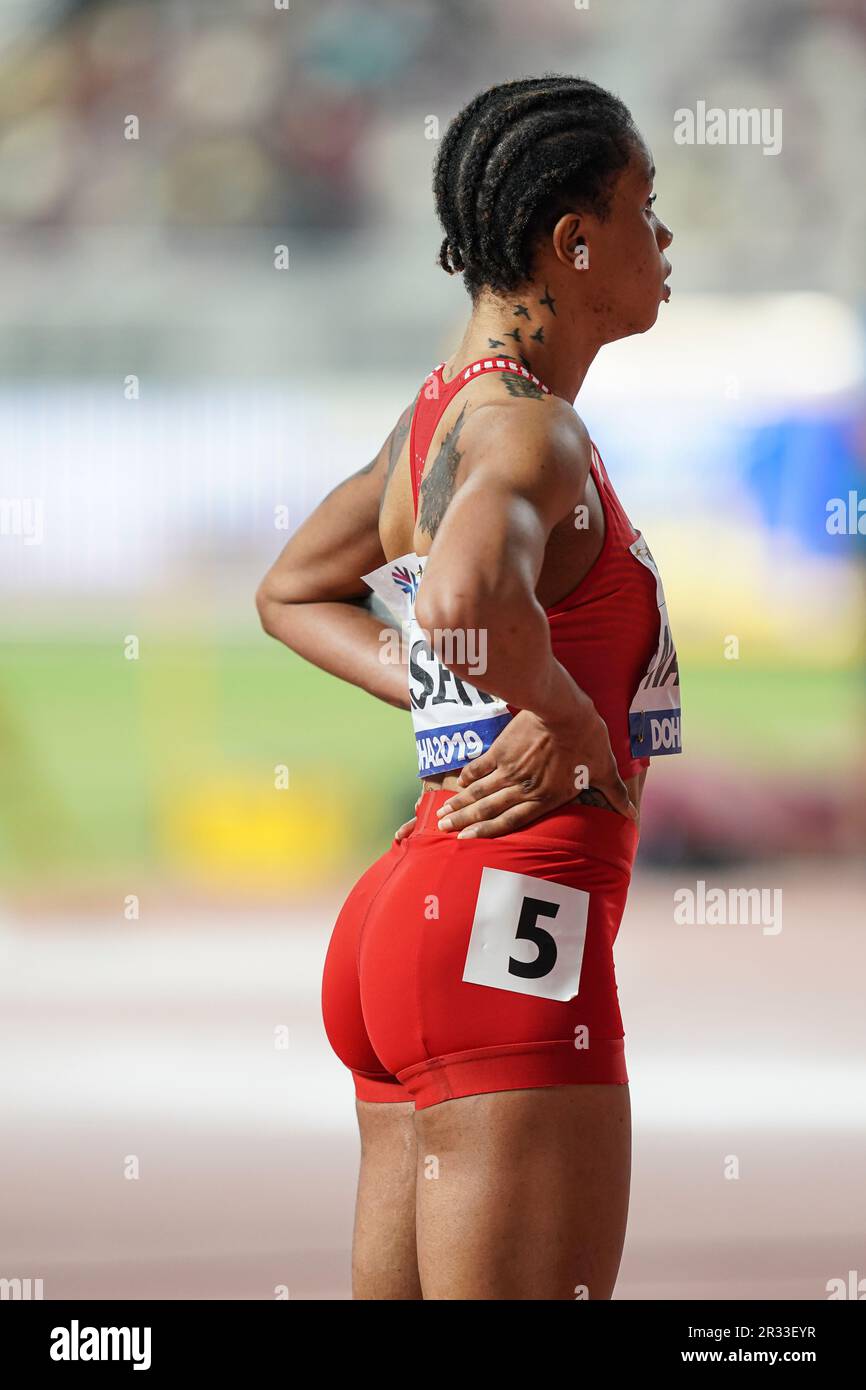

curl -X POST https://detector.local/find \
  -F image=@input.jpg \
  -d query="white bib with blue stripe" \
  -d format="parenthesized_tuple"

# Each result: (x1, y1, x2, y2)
(362, 552, 513, 777)
(627, 535, 682, 758)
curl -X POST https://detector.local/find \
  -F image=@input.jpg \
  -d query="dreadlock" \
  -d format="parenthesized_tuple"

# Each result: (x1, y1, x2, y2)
(433, 75, 639, 300)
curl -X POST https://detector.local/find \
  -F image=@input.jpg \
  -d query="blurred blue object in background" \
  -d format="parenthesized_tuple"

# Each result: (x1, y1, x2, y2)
(744, 411, 866, 556)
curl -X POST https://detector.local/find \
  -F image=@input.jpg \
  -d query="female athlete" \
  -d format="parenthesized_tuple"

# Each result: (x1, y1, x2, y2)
(257, 75, 680, 1300)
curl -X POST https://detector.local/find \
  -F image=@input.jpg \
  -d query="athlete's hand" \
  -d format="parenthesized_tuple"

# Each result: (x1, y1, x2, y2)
(394, 793, 423, 841)
(435, 706, 637, 839)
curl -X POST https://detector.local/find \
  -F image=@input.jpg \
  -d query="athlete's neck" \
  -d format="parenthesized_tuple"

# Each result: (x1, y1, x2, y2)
(449, 281, 605, 404)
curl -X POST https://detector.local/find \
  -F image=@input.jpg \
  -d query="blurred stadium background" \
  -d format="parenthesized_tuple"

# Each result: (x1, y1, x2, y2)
(1, 0, 864, 1300)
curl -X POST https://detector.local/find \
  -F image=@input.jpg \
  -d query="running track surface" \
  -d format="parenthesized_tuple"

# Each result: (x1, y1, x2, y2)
(1, 861, 863, 1300)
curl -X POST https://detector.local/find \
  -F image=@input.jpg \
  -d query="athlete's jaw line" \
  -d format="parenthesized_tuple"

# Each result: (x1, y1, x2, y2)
(453, 228, 674, 401)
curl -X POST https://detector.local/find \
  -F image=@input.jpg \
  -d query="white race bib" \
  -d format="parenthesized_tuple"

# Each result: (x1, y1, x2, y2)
(628, 535, 682, 758)
(362, 551, 513, 777)
(462, 867, 591, 1002)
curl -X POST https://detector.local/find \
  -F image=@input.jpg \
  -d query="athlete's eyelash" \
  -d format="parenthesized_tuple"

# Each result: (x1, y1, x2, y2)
(645, 193, 657, 211)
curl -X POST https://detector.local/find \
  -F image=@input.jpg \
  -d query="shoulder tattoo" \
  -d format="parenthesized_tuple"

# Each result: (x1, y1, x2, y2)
(500, 371, 545, 400)
(417, 403, 468, 537)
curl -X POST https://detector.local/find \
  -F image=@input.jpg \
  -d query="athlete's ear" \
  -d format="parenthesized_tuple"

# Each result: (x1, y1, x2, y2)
(551, 213, 585, 271)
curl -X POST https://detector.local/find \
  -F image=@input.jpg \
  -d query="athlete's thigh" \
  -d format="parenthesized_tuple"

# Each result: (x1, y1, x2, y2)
(353, 1098, 422, 1301)
(414, 1084, 631, 1300)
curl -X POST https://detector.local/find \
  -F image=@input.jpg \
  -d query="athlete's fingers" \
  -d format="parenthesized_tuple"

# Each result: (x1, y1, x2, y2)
(456, 750, 497, 786)
(597, 770, 639, 822)
(438, 784, 528, 832)
(437, 768, 513, 819)
(456, 800, 538, 839)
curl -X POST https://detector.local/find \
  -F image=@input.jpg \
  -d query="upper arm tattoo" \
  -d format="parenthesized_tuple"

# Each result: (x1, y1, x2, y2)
(417, 403, 467, 537)
(384, 398, 416, 486)
(350, 396, 416, 490)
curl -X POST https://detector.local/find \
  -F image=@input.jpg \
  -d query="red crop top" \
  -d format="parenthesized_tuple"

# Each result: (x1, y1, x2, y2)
(408, 357, 670, 781)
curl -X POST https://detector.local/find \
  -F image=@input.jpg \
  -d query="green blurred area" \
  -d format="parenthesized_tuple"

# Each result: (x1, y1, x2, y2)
(0, 637, 861, 887)
(0, 637, 415, 886)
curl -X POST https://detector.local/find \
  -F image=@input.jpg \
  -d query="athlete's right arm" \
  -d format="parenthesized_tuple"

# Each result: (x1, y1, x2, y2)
(414, 396, 591, 725)
(414, 396, 635, 824)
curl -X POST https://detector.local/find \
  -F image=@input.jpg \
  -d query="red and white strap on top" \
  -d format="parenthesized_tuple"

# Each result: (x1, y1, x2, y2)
(409, 357, 552, 514)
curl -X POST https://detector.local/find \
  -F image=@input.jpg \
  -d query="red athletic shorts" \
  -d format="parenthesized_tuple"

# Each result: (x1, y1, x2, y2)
(321, 788, 639, 1110)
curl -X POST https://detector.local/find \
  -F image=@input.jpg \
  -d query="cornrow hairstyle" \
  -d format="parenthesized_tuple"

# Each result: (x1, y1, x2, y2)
(433, 75, 639, 300)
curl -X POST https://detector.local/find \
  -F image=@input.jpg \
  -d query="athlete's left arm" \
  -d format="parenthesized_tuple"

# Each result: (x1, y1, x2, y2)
(255, 405, 413, 710)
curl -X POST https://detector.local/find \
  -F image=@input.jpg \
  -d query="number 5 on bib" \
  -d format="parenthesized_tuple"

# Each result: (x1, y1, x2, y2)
(462, 867, 590, 1002)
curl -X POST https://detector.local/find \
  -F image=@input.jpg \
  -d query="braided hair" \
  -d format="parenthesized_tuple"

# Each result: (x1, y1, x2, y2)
(433, 75, 639, 299)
